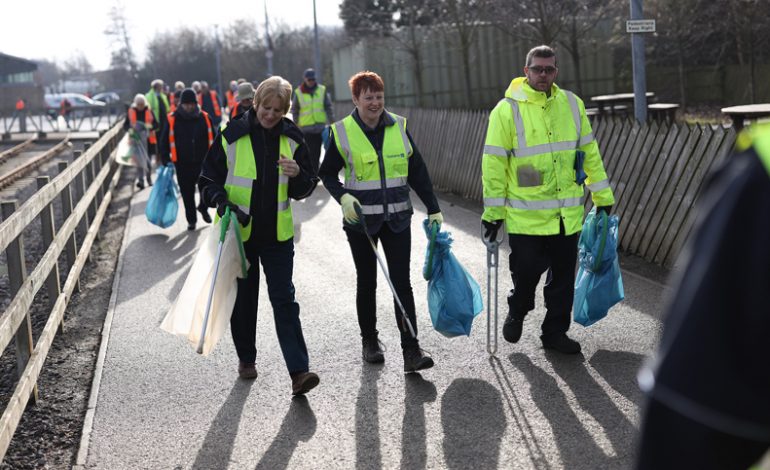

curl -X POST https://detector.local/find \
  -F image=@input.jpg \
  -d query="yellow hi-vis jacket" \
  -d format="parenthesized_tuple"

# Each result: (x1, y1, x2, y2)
(737, 122, 770, 176)
(217, 130, 299, 242)
(482, 77, 615, 235)
(294, 85, 328, 127)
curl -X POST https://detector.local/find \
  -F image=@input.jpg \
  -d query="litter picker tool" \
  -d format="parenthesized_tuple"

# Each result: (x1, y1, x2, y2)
(354, 204, 417, 339)
(196, 206, 250, 354)
(482, 222, 504, 355)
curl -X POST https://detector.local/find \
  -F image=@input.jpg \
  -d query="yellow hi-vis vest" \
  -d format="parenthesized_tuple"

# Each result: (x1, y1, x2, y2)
(736, 122, 770, 177)
(295, 85, 327, 127)
(332, 112, 413, 216)
(482, 77, 615, 235)
(218, 131, 299, 242)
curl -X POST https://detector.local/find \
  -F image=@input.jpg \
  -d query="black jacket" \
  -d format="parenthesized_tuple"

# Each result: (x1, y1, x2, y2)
(646, 146, 770, 439)
(158, 108, 212, 166)
(199, 108, 318, 245)
(319, 109, 440, 234)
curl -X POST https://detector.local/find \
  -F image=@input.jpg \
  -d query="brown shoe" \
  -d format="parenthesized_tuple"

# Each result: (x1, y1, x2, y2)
(291, 372, 320, 395)
(238, 362, 258, 379)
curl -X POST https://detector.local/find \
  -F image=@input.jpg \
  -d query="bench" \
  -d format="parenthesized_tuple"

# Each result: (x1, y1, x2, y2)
(648, 103, 679, 123)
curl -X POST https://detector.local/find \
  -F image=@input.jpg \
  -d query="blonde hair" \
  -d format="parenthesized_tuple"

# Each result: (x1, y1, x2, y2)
(254, 76, 292, 113)
(132, 94, 146, 107)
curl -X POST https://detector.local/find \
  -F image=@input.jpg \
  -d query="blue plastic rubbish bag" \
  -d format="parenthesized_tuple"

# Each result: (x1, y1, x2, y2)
(423, 220, 483, 337)
(145, 164, 179, 228)
(573, 208, 624, 326)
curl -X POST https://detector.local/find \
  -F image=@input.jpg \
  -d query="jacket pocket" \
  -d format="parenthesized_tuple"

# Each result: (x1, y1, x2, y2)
(516, 164, 543, 187)
(353, 151, 379, 180)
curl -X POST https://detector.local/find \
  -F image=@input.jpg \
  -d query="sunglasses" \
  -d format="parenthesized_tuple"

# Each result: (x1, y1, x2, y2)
(529, 66, 557, 75)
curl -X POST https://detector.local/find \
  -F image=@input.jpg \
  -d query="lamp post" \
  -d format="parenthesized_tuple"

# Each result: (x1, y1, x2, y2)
(313, 0, 321, 79)
(215, 24, 223, 98)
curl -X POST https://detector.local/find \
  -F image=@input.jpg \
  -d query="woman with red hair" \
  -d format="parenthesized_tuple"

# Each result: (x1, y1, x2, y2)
(319, 71, 444, 373)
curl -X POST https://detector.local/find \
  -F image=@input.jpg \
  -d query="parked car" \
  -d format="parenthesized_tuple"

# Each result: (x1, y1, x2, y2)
(92, 91, 121, 104)
(44, 93, 106, 118)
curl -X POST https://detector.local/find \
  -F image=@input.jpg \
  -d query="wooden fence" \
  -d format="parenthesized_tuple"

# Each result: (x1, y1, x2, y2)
(0, 122, 125, 458)
(390, 107, 737, 269)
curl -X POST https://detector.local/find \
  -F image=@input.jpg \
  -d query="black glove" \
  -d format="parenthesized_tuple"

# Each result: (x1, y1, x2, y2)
(482, 220, 503, 241)
(597, 205, 613, 215)
(215, 198, 251, 226)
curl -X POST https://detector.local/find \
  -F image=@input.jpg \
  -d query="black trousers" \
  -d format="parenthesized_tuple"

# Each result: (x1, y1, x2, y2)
(636, 398, 769, 470)
(230, 238, 309, 374)
(175, 163, 205, 226)
(345, 224, 419, 348)
(304, 133, 322, 174)
(507, 228, 578, 337)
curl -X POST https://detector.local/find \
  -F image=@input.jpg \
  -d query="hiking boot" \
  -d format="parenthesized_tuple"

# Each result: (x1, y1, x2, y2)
(362, 335, 385, 364)
(291, 371, 320, 395)
(198, 206, 212, 224)
(136, 179, 145, 190)
(502, 314, 524, 343)
(187, 223, 196, 231)
(238, 362, 258, 379)
(541, 333, 581, 354)
(403, 345, 434, 373)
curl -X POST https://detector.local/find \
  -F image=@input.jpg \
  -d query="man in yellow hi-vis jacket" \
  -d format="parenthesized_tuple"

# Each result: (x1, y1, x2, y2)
(481, 45, 615, 354)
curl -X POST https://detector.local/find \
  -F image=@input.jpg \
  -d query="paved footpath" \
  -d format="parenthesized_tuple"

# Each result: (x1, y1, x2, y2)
(77, 183, 665, 469)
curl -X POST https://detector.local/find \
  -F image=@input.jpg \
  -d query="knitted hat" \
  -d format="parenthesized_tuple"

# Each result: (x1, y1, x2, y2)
(180, 88, 197, 104)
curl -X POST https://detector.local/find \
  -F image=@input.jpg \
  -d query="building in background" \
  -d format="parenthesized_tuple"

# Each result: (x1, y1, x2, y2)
(0, 52, 43, 111)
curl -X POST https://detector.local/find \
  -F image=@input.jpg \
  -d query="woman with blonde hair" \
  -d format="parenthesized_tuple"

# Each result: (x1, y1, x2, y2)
(199, 76, 320, 395)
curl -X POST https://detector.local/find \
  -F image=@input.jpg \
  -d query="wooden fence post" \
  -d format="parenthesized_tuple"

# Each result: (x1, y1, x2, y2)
(1, 201, 38, 405)
(57, 161, 80, 293)
(36, 176, 63, 334)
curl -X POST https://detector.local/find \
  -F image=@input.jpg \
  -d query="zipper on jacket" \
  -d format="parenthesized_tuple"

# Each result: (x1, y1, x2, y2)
(376, 134, 389, 220)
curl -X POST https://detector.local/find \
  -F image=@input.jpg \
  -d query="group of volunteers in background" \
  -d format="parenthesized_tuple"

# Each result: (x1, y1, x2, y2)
(124, 42, 770, 466)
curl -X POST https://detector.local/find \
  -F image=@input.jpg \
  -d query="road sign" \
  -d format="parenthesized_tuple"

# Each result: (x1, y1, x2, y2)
(626, 19, 656, 33)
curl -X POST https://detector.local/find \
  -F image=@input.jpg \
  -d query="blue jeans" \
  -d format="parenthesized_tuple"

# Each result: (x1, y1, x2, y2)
(230, 238, 309, 374)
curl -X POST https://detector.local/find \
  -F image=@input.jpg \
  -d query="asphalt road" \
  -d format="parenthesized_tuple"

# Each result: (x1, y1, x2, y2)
(79, 181, 663, 469)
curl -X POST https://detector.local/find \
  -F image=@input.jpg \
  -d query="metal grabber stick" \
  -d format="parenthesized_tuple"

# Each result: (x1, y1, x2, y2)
(354, 204, 417, 339)
(483, 223, 503, 355)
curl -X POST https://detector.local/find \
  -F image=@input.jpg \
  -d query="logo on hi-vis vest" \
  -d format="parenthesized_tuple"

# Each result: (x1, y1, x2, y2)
(385, 153, 406, 159)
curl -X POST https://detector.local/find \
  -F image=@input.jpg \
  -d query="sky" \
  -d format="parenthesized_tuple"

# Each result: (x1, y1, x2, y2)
(2, 0, 344, 71)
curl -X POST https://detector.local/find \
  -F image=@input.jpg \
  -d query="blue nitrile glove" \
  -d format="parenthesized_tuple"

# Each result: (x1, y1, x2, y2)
(575, 150, 587, 185)
(341, 193, 360, 224)
(482, 219, 503, 241)
(321, 126, 330, 150)
(428, 212, 443, 228)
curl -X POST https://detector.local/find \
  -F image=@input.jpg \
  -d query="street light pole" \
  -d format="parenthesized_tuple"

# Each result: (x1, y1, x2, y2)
(214, 24, 223, 99)
(630, 0, 647, 122)
(264, 0, 273, 76)
(313, 0, 321, 79)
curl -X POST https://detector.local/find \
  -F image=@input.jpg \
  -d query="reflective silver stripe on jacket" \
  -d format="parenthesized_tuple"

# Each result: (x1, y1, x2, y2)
(587, 179, 610, 192)
(277, 200, 289, 211)
(392, 114, 413, 156)
(334, 121, 357, 181)
(506, 197, 583, 210)
(277, 138, 299, 187)
(504, 91, 592, 158)
(483, 197, 507, 207)
(344, 177, 407, 191)
(483, 145, 509, 157)
(360, 200, 412, 215)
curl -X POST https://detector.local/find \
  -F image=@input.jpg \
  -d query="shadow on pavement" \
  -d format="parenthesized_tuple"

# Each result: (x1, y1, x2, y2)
(356, 364, 384, 470)
(401, 373, 437, 469)
(588, 349, 646, 406)
(510, 352, 612, 469)
(545, 350, 637, 464)
(120, 228, 202, 306)
(191, 379, 254, 470)
(292, 187, 331, 244)
(255, 396, 317, 470)
(489, 356, 553, 469)
(440, 377, 506, 470)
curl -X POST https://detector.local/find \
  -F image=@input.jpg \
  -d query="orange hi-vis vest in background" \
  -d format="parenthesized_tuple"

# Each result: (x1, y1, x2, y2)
(128, 107, 157, 144)
(15, 99, 24, 111)
(168, 92, 177, 113)
(197, 91, 222, 117)
(226, 89, 236, 110)
(166, 110, 213, 163)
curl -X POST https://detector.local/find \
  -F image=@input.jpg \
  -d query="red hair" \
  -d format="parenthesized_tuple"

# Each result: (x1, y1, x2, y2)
(348, 71, 384, 99)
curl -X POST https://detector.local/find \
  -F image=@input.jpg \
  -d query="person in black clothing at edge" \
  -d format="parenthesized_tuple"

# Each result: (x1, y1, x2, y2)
(198, 76, 320, 396)
(318, 70, 444, 373)
(159, 88, 214, 231)
(635, 123, 770, 469)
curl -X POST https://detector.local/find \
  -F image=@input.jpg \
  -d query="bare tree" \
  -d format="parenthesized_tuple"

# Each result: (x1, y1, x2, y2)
(104, 1, 138, 80)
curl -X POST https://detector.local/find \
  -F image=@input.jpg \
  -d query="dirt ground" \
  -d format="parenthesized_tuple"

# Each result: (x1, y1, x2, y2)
(0, 164, 133, 470)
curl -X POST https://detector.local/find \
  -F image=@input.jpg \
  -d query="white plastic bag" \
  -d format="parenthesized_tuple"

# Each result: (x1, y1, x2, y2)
(160, 215, 248, 355)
